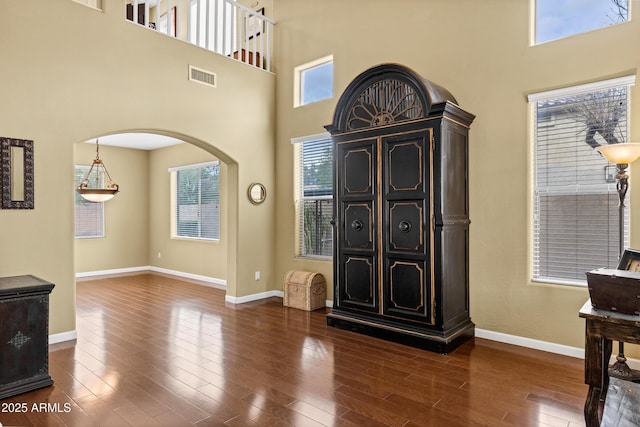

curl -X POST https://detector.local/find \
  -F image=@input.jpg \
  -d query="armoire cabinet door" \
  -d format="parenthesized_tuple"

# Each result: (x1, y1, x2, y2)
(382, 131, 434, 324)
(336, 138, 378, 313)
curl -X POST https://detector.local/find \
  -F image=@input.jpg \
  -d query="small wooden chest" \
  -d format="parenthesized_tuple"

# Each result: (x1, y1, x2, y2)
(283, 270, 326, 311)
(586, 268, 640, 315)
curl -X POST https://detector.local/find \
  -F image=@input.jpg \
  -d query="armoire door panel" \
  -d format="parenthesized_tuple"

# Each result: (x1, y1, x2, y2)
(383, 132, 431, 199)
(339, 255, 378, 312)
(343, 201, 374, 249)
(388, 200, 424, 253)
(383, 259, 432, 323)
(338, 140, 376, 197)
(387, 139, 424, 193)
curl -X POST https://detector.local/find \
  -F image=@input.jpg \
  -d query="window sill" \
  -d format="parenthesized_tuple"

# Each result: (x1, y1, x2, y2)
(295, 255, 332, 262)
(530, 277, 587, 288)
(171, 236, 220, 243)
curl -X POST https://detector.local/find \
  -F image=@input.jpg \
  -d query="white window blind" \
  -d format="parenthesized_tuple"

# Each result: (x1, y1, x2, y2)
(530, 78, 633, 284)
(171, 161, 220, 240)
(74, 165, 104, 238)
(295, 135, 333, 257)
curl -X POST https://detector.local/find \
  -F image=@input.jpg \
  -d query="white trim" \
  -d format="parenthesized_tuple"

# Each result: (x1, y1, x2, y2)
(476, 328, 640, 369)
(290, 132, 331, 145)
(225, 290, 283, 304)
(49, 330, 77, 344)
(475, 328, 584, 359)
(168, 160, 219, 173)
(75, 266, 226, 289)
(149, 266, 226, 289)
(527, 75, 636, 103)
(75, 266, 150, 278)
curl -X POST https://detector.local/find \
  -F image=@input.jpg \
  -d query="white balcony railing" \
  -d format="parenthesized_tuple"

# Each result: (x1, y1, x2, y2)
(126, 0, 274, 72)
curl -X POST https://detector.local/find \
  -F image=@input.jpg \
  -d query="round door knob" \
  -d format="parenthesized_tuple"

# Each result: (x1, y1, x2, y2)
(398, 221, 412, 232)
(351, 220, 364, 231)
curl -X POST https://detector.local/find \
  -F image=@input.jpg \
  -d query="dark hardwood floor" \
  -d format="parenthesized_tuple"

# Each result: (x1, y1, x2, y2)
(0, 274, 588, 426)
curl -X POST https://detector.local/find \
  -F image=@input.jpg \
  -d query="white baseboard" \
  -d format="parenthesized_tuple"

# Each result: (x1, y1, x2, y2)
(49, 330, 77, 344)
(75, 266, 149, 278)
(148, 266, 226, 289)
(75, 266, 226, 289)
(476, 328, 640, 368)
(226, 290, 283, 304)
(476, 328, 584, 359)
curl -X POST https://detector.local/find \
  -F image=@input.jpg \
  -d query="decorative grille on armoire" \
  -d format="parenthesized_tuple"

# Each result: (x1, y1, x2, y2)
(346, 79, 425, 130)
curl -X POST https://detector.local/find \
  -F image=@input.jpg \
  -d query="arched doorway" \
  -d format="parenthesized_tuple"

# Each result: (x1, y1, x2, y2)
(73, 130, 238, 299)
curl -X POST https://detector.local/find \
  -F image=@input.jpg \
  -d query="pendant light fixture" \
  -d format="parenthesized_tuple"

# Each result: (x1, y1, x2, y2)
(76, 139, 119, 202)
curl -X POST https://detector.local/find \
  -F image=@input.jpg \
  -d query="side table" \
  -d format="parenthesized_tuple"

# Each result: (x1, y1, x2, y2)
(579, 300, 640, 427)
(0, 275, 55, 399)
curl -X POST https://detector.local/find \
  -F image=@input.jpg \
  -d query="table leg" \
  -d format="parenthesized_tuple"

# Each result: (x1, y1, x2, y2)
(584, 321, 612, 427)
(584, 386, 602, 427)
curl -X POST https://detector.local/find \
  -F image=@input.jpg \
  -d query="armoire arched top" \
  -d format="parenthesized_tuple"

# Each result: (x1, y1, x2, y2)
(326, 63, 460, 134)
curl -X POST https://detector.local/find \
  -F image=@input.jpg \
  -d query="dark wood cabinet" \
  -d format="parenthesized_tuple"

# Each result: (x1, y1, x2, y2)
(325, 64, 475, 353)
(0, 275, 55, 399)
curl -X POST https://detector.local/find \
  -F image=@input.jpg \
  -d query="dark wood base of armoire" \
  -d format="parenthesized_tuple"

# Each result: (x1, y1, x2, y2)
(327, 310, 475, 354)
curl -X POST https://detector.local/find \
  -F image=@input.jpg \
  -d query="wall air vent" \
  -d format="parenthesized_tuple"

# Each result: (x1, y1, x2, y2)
(189, 65, 217, 88)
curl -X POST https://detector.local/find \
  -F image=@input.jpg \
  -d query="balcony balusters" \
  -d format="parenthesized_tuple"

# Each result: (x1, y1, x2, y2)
(126, 0, 274, 71)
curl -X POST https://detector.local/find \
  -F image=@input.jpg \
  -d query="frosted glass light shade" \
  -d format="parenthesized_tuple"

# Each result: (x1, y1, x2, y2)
(596, 143, 640, 165)
(77, 189, 118, 202)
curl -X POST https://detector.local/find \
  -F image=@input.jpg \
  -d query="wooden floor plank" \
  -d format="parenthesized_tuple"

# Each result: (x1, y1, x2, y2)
(0, 273, 588, 426)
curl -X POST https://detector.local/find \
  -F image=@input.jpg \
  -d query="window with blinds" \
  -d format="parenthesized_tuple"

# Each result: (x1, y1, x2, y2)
(296, 135, 333, 257)
(530, 78, 633, 284)
(171, 161, 220, 240)
(74, 165, 104, 238)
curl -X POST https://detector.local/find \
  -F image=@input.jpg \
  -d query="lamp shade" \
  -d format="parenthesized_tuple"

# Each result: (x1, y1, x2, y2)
(77, 187, 119, 202)
(596, 143, 640, 165)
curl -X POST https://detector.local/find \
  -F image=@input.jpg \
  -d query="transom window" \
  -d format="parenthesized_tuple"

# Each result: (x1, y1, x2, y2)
(535, 0, 629, 44)
(170, 161, 220, 240)
(529, 76, 634, 285)
(294, 56, 334, 107)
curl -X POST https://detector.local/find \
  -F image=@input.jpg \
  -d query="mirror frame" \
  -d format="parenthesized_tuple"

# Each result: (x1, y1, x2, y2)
(247, 182, 267, 205)
(1, 137, 34, 209)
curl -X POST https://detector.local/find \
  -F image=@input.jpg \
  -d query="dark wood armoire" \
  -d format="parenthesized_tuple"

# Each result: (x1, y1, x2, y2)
(325, 63, 475, 353)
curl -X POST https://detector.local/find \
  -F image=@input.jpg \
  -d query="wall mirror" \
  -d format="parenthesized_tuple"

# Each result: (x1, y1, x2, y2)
(247, 182, 266, 205)
(1, 137, 34, 209)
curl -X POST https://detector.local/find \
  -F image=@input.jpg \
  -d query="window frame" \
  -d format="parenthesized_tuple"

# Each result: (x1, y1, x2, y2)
(292, 132, 334, 259)
(528, 75, 635, 286)
(293, 55, 334, 107)
(169, 160, 220, 242)
(534, 0, 630, 45)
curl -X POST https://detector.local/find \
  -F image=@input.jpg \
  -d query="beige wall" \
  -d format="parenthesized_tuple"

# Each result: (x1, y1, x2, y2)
(0, 0, 275, 336)
(272, 0, 640, 352)
(148, 143, 228, 280)
(74, 143, 149, 273)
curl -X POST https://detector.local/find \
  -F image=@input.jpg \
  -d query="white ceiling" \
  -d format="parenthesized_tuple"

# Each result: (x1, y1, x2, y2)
(86, 133, 185, 151)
